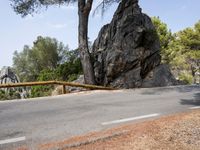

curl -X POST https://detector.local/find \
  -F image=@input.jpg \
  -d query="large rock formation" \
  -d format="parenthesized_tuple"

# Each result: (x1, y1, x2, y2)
(93, 0, 176, 88)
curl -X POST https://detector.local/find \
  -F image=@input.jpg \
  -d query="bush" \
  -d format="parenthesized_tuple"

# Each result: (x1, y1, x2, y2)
(56, 58, 82, 81)
(30, 85, 54, 98)
(0, 90, 7, 100)
(37, 69, 59, 81)
(178, 73, 193, 84)
(68, 74, 79, 82)
(0, 89, 21, 100)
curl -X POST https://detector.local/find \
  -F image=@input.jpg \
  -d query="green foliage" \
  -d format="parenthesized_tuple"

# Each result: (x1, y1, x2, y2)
(152, 17, 200, 84)
(11, 0, 120, 17)
(174, 21, 200, 82)
(30, 86, 53, 98)
(12, 45, 34, 82)
(11, 0, 76, 17)
(30, 59, 82, 98)
(152, 17, 173, 48)
(13, 36, 69, 82)
(28, 49, 82, 98)
(12, 36, 82, 98)
(68, 74, 79, 82)
(29, 50, 82, 98)
(0, 89, 21, 101)
(55, 50, 82, 81)
(179, 73, 193, 84)
(151, 17, 174, 63)
(0, 90, 7, 100)
(30, 69, 57, 98)
(37, 69, 57, 81)
(178, 22, 200, 51)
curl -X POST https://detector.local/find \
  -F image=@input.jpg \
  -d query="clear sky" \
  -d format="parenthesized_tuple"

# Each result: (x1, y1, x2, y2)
(0, 0, 199, 68)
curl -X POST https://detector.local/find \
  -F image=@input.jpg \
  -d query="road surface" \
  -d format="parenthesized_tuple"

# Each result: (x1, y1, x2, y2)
(0, 85, 199, 149)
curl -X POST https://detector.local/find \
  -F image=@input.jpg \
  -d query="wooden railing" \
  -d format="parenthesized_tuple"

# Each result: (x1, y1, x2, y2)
(0, 81, 115, 94)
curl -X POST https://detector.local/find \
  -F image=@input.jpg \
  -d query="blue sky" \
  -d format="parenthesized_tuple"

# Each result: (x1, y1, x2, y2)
(0, 0, 199, 68)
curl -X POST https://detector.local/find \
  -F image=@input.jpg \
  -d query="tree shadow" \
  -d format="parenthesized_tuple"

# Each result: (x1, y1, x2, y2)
(180, 93, 200, 106)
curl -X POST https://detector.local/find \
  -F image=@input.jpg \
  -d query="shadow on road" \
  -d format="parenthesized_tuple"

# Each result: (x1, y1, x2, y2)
(140, 85, 200, 95)
(180, 93, 200, 106)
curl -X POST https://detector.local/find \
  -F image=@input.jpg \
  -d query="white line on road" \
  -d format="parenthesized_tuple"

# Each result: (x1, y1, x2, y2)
(101, 113, 160, 125)
(0, 137, 26, 145)
(189, 106, 200, 110)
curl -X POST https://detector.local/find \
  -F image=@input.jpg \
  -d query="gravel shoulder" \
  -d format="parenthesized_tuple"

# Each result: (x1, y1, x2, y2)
(38, 109, 200, 150)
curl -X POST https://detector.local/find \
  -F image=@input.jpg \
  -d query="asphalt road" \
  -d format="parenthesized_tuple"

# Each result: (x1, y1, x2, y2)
(0, 85, 199, 149)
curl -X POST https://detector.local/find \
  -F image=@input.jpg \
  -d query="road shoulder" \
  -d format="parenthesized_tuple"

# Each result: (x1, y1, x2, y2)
(36, 109, 200, 150)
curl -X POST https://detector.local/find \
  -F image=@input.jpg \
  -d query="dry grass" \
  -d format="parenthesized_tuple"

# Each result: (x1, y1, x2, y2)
(38, 110, 200, 150)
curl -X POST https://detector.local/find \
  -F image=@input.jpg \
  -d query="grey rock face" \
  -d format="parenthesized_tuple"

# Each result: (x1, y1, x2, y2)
(93, 0, 175, 88)
(142, 64, 178, 88)
(66, 75, 86, 92)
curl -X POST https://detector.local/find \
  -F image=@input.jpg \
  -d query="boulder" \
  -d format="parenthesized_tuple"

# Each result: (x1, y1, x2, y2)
(66, 75, 86, 92)
(93, 0, 176, 88)
(142, 64, 178, 87)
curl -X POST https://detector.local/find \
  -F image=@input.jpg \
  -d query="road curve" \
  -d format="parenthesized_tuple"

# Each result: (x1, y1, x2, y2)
(0, 85, 199, 149)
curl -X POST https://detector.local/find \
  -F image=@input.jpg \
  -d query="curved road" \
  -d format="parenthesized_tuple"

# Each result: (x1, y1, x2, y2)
(0, 85, 199, 149)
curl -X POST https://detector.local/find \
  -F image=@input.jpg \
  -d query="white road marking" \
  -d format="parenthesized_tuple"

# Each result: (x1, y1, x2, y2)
(0, 137, 26, 145)
(189, 106, 200, 110)
(101, 113, 160, 125)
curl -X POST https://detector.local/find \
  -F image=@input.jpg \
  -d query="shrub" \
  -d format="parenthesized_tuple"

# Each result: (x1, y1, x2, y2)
(0, 89, 21, 100)
(30, 85, 54, 98)
(179, 73, 193, 84)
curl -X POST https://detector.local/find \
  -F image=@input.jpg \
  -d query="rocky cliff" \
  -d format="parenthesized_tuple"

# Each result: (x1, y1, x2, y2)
(92, 0, 177, 88)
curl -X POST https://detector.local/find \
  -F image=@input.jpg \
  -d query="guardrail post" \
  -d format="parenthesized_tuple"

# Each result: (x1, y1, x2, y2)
(62, 85, 66, 94)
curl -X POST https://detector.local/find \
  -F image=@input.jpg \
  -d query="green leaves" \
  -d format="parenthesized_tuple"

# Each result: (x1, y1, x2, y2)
(11, 0, 121, 17)
(12, 36, 83, 98)
(13, 36, 69, 82)
(11, 0, 76, 17)
(152, 17, 200, 84)
(0, 90, 21, 101)
(151, 17, 174, 63)
(12, 36, 82, 79)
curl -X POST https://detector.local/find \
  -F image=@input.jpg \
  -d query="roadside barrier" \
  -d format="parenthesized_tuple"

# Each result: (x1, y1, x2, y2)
(0, 81, 115, 94)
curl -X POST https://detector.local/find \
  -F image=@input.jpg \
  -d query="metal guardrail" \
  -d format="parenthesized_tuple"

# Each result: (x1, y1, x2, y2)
(0, 81, 115, 94)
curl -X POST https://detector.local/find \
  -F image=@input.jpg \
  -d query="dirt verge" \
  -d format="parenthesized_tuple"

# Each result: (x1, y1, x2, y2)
(36, 110, 200, 150)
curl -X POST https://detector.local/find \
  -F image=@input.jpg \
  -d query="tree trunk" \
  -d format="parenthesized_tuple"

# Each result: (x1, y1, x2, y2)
(191, 65, 196, 84)
(78, 0, 95, 85)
